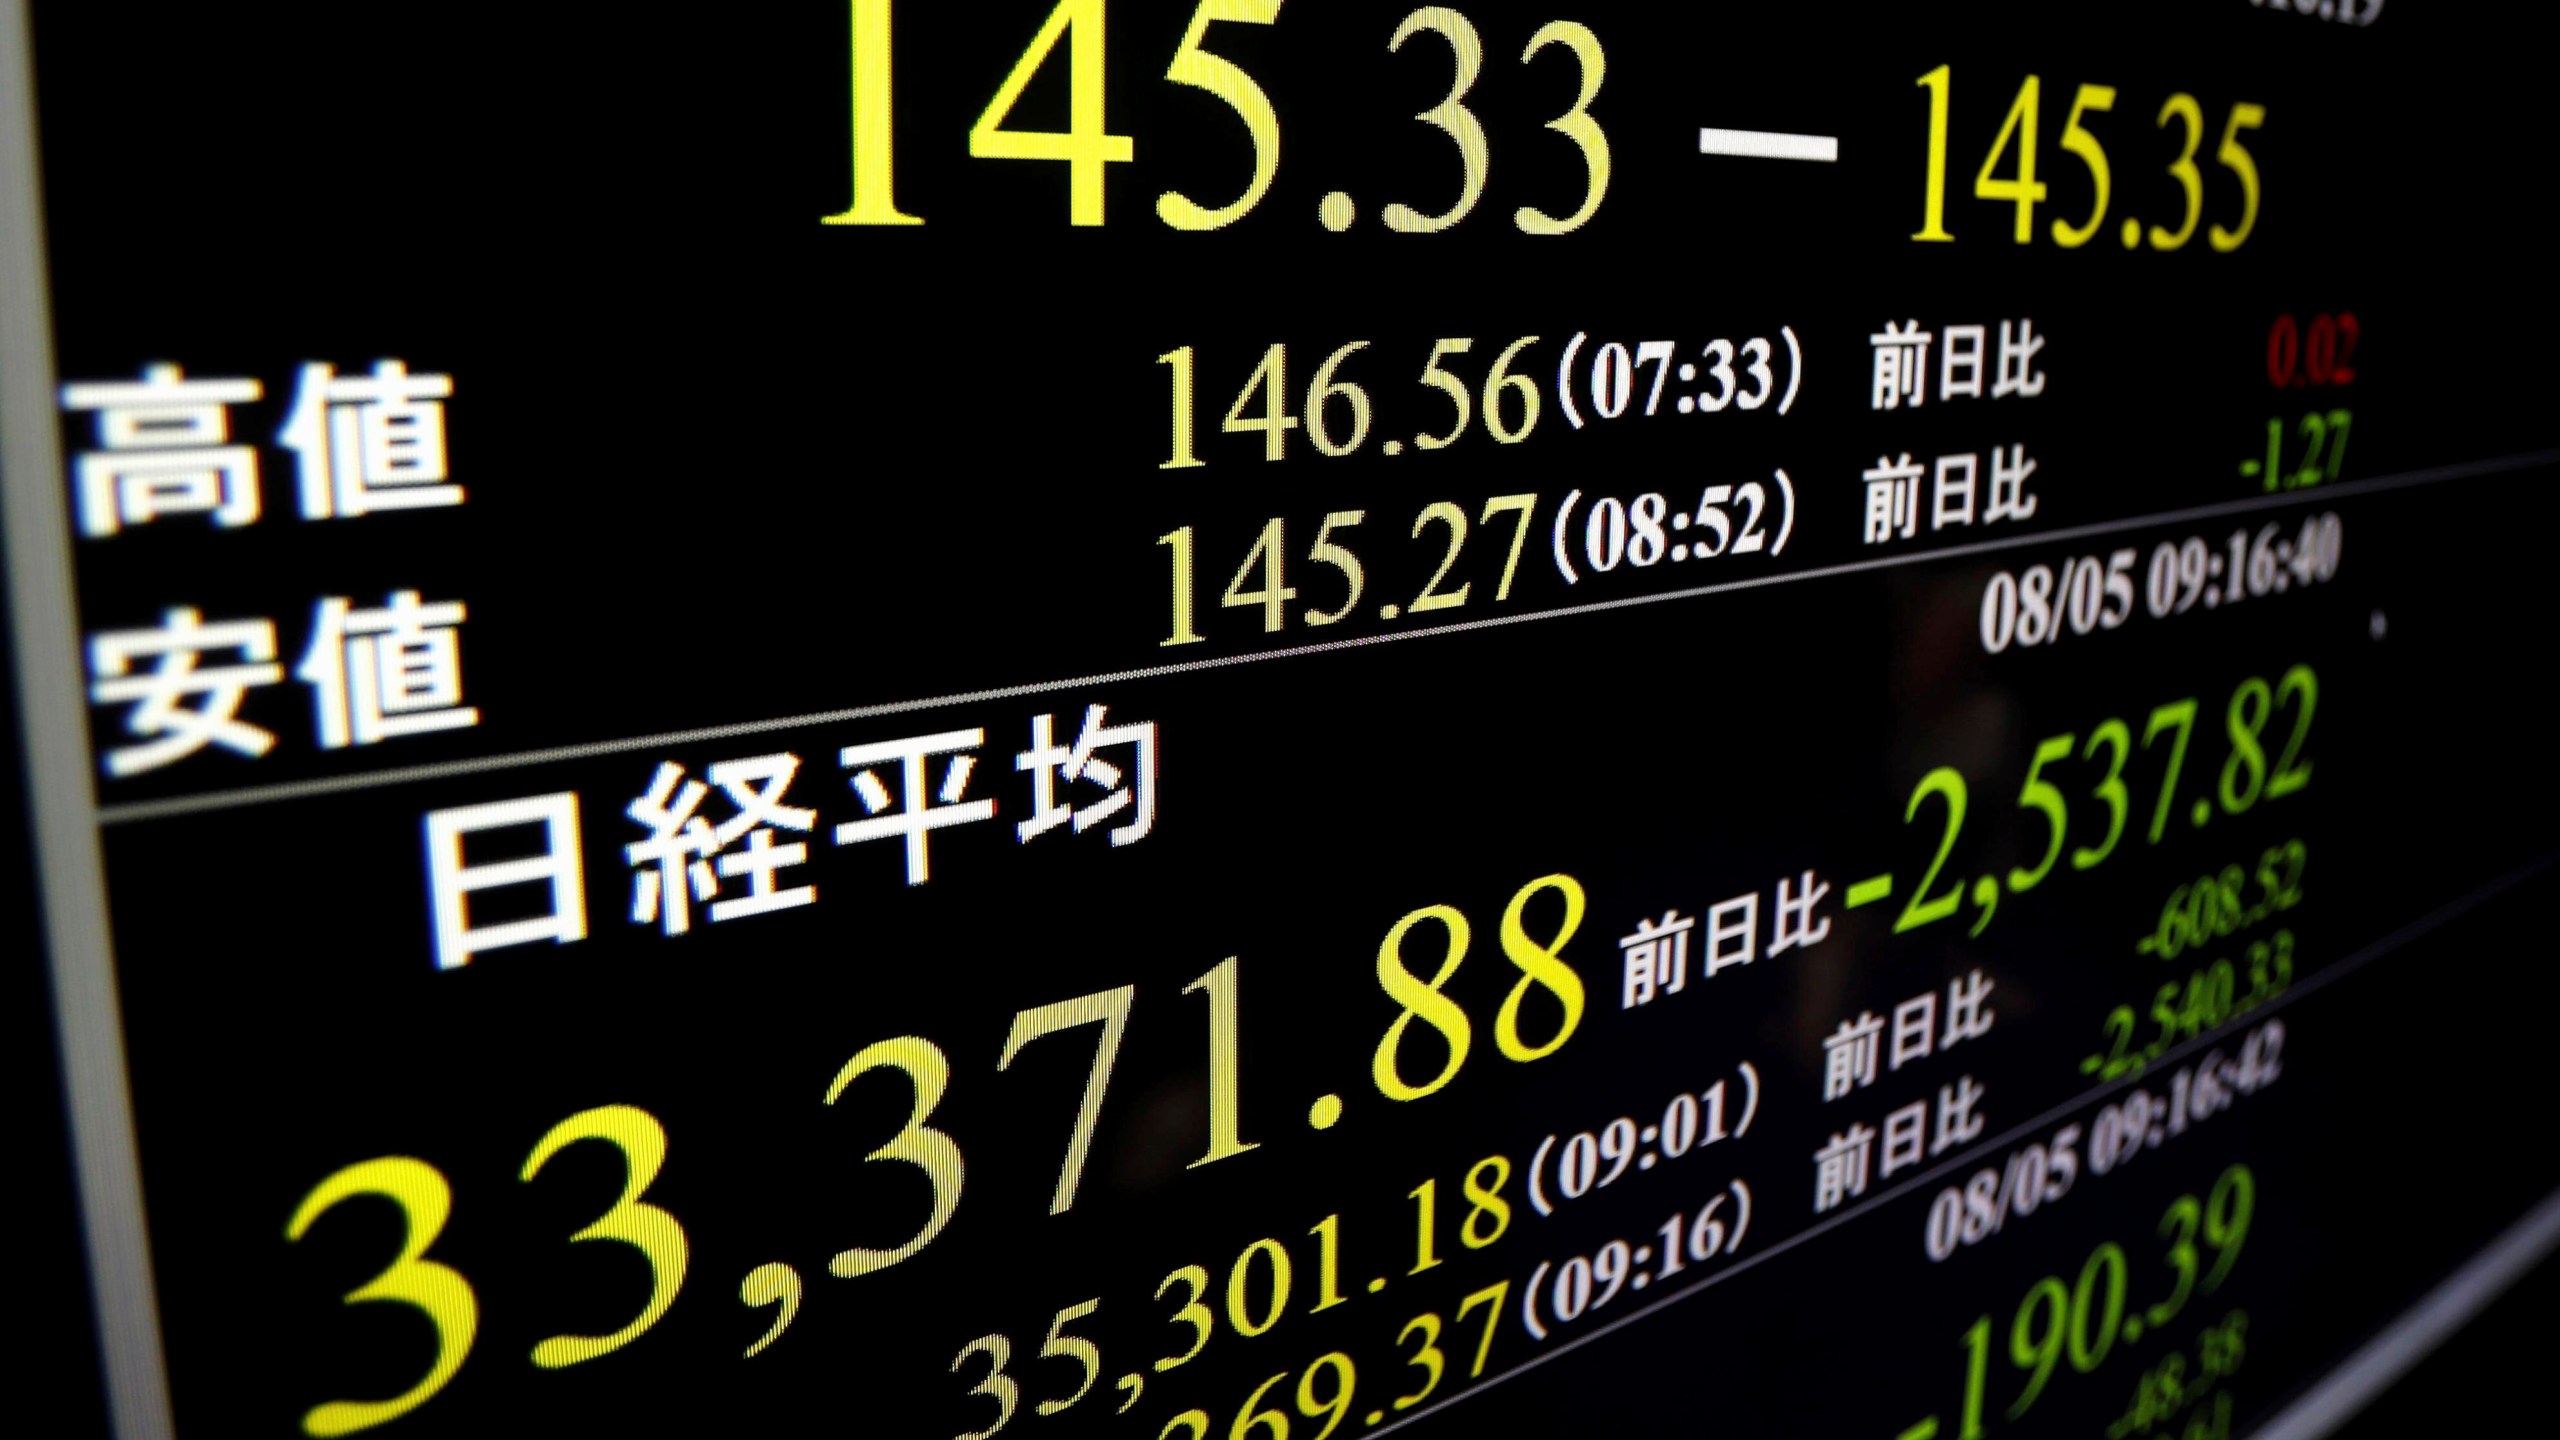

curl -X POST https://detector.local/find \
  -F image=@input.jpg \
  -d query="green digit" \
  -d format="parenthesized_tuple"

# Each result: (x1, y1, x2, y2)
(2074, 720, 2131, 871)
(2151, 1196, 2200, 1327)
(2215, 866, 2248, 935)
(2219, 678, 2272, 815)
(2266, 665, 2318, 798)
(2154, 883, 2193, 960)
(2203, 1165, 2255, 1292)
(1957, 1315, 1991, 1440)
(2068, 1243, 2128, 1372)
(2148, 983, 2182, 1058)
(1895, 768, 1969, 933)
(2009, 733, 2075, 893)
(2096, 1005, 2141, 1080)
(2007, 1278, 2068, 1418)
(2141, 700, 2198, 843)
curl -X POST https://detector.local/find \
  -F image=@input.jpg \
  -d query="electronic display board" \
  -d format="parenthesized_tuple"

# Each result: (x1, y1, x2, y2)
(7, 2, 2558, 1436)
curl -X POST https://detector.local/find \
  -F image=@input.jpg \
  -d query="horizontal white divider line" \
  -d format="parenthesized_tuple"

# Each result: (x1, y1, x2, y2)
(92, 447, 2560, 826)
(1699, 127, 1839, 161)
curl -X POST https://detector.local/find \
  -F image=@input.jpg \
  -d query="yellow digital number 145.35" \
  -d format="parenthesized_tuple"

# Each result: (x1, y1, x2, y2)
(1911, 65, 2261, 252)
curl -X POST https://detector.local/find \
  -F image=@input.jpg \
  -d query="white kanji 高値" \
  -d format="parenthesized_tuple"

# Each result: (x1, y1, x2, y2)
(1619, 910, 1693, 1008)
(87, 606, 282, 776)
(626, 753, 818, 935)
(61, 364, 264, 538)
(280, 359, 460, 519)
(423, 792, 587, 970)
(1870, 321, 1931, 410)
(1822, 1011, 1883, 1101)
(297, 590, 480, 749)
(1862, 454, 1921, 544)
(1813, 1124, 1876, 1214)
(836, 729, 996, 884)
(1016, 705, 1157, 847)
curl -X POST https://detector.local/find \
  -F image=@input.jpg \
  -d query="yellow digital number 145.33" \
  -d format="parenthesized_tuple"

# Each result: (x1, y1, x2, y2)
(824, 0, 1610, 233)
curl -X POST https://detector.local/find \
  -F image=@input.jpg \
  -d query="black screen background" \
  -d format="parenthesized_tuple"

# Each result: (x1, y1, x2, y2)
(16, 2, 2560, 1436)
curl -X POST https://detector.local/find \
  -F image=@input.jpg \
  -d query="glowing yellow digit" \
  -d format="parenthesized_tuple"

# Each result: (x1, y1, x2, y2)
(1514, 21, 1611, 234)
(997, 985, 1136, 1214)
(1222, 516, 1296, 631)
(952, 1334, 1021, 1440)
(1223, 344, 1298, 461)
(519, 1105, 690, 1368)
(1226, 1237, 1294, 1337)
(969, 0, 1132, 225)
(1455, 1280, 1508, 1376)
(738, 1262, 803, 1358)
(1383, 8, 1488, 233)
(2049, 83, 2116, 248)
(2149, 94, 2205, 251)
(825, 1036, 966, 1277)
(2208, 104, 2265, 252)
(1159, 525, 1205, 646)
(1481, 335, 1543, 443)
(1973, 75, 2046, 244)
(1391, 1313, 1446, 1409)
(285, 1158, 478, 1437)
(1493, 874, 1584, 1062)
(1912, 65, 1953, 242)
(1158, 348, 1205, 471)
(1414, 338, 1473, 448)
(1035, 1299, 1103, 1414)
(823, 0, 924, 225)
(1372, 904, 1473, 1101)
(1153, 1264, 1216, 1370)
(1479, 494, 1537, 602)
(1406, 502, 1472, 614)
(1459, 1155, 1512, 1248)
(1158, 0, 1286, 230)
(1183, 957, 1262, 1166)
